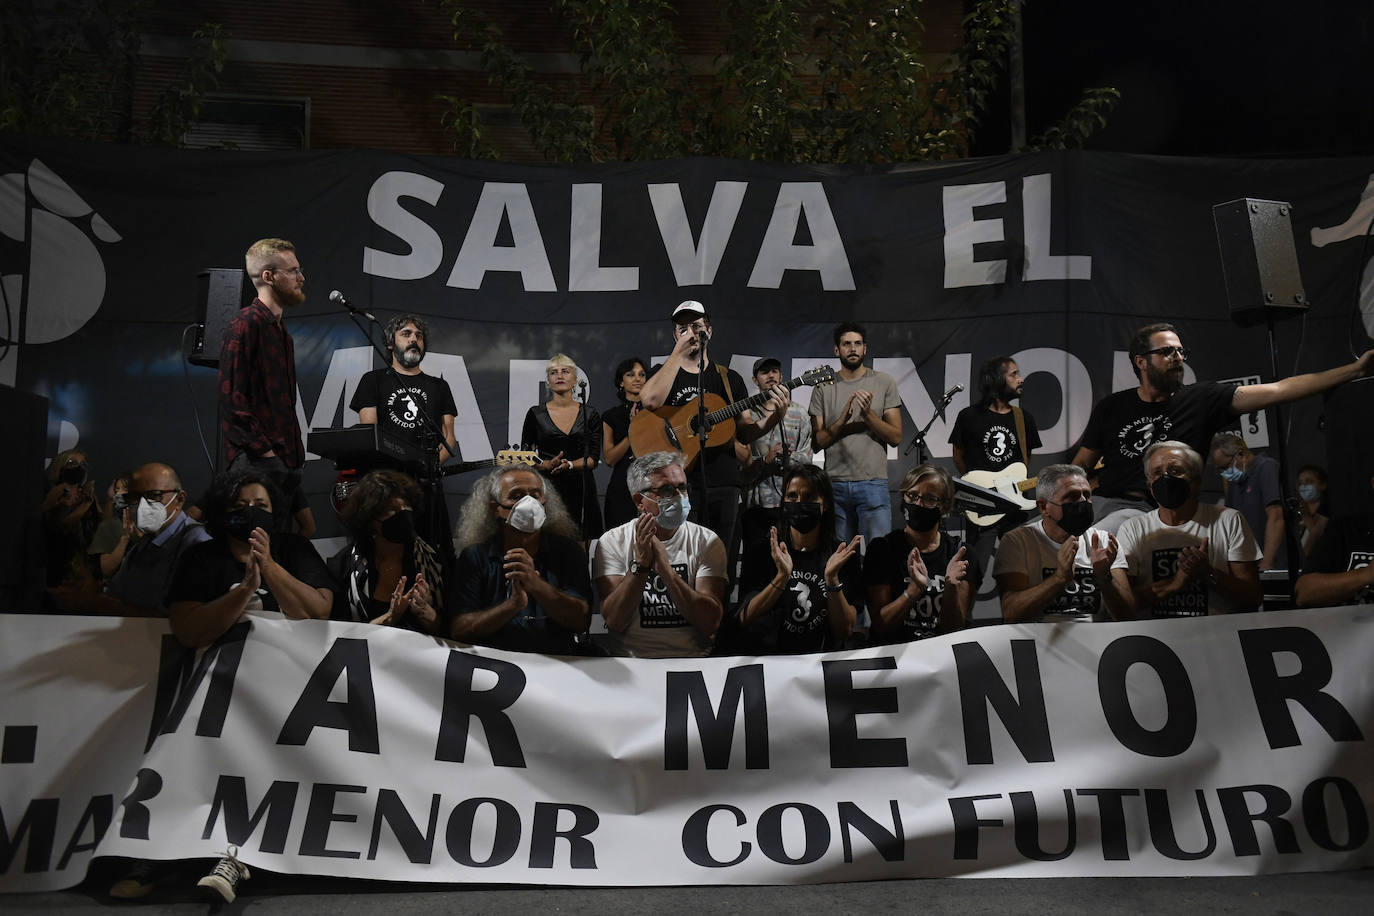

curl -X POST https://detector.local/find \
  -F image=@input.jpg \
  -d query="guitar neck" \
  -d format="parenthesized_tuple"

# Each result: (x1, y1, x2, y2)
(705, 374, 808, 424)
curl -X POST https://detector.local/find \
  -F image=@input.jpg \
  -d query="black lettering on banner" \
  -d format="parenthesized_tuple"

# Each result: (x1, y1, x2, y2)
(1075, 788, 1140, 860)
(277, 638, 380, 753)
(1303, 777, 1370, 852)
(681, 805, 750, 868)
(300, 783, 366, 859)
(55, 794, 112, 871)
(1144, 788, 1216, 860)
(948, 794, 1002, 860)
(0, 798, 58, 873)
(368, 790, 440, 864)
(823, 657, 908, 768)
(837, 801, 904, 863)
(664, 664, 769, 771)
(1216, 784, 1300, 856)
(1009, 790, 1075, 861)
(445, 797, 521, 867)
(1238, 627, 1364, 749)
(953, 640, 1054, 765)
(756, 803, 829, 865)
(202, 776, 299, 854)
(116, 767, 164, 839)
(528, 802, 599, 869)
(1097, 635, 1197, 757)
(435, 652, 527, 768)
(154, 621, 250, 742)
(145, 634, 196, 751)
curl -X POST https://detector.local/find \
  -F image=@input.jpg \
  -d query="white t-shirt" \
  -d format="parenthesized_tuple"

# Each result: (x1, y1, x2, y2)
(1112, 503, 1261, 616)
(992, 518, 1110, 622)
(592, 519, 726, 658)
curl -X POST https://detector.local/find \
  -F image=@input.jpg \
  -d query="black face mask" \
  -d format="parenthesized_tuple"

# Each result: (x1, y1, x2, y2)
(380, 508, 416, 544)
(1054, 500, 1095, 537)
(1151, 475, 1192, 510)
(781, 501, 823, 535)
(226, 506, 275, 541)
(60, 464, 87, 485)
(904, 502, 942, 532)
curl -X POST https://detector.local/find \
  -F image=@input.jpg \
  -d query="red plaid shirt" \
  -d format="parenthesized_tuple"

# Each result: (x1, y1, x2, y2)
(218, 299, 304, 468)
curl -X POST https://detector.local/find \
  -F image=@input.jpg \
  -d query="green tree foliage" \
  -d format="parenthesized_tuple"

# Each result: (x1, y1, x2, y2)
(439, 0, 1117, 162)
(0, 0, 226, 146)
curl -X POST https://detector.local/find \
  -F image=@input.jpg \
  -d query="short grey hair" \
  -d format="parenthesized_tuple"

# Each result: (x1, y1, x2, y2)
(1035, 463, 1087, 502)
(627, 451, 684, 495)
(1144, 440, 1203, 482)
(1209, 432, 1247, 461)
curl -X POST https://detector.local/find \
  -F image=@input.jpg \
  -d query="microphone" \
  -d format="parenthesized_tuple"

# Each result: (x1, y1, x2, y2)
(329, 289, 376, 322)
(933, 383, 963, 422)
(697, 327, 711, 346)
(578, 379, 588, 402)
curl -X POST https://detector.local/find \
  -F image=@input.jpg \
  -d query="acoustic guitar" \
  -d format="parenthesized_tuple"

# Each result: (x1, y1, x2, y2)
(629, 366, 836, 468)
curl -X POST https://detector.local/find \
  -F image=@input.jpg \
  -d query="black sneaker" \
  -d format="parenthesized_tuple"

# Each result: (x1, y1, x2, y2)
(196, 846, 250, 903)
(109, 859, 165, 899)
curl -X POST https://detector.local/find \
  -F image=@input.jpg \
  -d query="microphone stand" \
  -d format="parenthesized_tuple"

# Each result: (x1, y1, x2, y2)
(904, 394, 954, 463)
(341, 306, 454, 564)
(694, 337, 712, 526)
(577, 381, 593, 538)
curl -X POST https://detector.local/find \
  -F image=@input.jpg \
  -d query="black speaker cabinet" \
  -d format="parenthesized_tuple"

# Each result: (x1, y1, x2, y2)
(189, 268, 251, 368)
(0, 385, 49, 611)
(1213, 198, 1310, 328)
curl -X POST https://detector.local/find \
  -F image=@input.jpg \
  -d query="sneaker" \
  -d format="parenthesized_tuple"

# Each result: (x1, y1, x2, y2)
(109, 859, 164, 899)
(196, 846, 250, 903)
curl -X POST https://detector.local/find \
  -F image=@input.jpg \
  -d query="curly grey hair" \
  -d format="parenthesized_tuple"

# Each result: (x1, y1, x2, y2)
(454, 466, 578, 552)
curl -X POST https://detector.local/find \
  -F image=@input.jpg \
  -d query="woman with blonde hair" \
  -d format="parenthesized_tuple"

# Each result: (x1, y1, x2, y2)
(521, 353, 603, 540)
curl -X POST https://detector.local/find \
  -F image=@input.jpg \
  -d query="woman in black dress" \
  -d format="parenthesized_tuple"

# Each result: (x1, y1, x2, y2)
(522, 353, 603, 540)
(600, 355, 647, 529)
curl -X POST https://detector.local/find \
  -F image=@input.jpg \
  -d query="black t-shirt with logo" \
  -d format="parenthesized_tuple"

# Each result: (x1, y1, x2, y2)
(949, 404, 1042, 473)
(1306, 513, 1374, 604)
(649, 363, 748, 488)
(350, 368, 458, 449)
(863, 529, 981, 644)
(738, 542, 863, 654)
(1079, 381, 1237, 499)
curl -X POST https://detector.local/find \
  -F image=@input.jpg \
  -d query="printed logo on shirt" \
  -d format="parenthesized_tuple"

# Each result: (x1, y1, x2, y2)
(384, 386, 430, 431)
(904, 573, 946, 635)
(639, 562, 693, 628)
(1038, 566, 1100, 616)
(1349, 551, 1374, 604)
(1149, 547, 1207, 617)
(980, 426, 1019, 465)
(1116, 414, 1172, 459)
(782, 568, 827, 637)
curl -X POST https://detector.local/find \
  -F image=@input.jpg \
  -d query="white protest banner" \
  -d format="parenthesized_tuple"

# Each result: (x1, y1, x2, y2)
(2, 608, 1371, 891)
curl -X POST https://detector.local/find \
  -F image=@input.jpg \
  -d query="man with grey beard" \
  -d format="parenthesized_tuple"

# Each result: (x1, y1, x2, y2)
(350, 313, 458, 462)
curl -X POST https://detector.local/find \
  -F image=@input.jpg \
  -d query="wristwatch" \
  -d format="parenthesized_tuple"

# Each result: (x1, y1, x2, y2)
(630, 560, 648, 577)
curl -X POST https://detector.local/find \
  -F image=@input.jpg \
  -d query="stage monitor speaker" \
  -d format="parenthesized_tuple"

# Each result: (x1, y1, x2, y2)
(0, 385, 49, 611)
(189, 268, 250, 368)
(1213, 198, 1309, 328)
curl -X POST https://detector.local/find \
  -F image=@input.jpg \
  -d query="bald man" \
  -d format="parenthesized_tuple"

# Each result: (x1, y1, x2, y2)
(103, 462, 212, 614)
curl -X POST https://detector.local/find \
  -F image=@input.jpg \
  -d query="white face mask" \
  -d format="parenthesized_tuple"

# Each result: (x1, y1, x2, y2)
(135, 496, 171, 535)
(506, 494, 546, 534)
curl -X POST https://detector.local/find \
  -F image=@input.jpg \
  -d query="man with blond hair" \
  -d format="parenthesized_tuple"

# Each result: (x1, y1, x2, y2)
(218, 238, 307, 502)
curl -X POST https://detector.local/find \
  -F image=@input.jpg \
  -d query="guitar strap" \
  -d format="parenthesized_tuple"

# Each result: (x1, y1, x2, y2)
(715, 363, 735, 403)
(1012, 406, 1029, 465)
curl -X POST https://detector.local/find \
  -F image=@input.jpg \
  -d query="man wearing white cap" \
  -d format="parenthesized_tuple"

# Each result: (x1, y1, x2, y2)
(638, 300, 791, 549)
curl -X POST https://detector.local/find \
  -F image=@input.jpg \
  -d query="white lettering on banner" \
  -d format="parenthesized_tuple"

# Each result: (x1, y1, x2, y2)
(569, 184, 639, 291)
(747, 183, 856, 290)
(447, 183, 558, 291)
(942, 174, 1092, 289)
(648, 181, 748, 286)
(361, 174, 854, 292)
(1009, 347, 1093, 452)
(11, 612, 1368, 889)
(362, 171, 446, 280)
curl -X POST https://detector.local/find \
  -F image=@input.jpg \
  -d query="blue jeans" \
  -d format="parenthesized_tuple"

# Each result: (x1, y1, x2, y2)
(832, 478, 892, 548)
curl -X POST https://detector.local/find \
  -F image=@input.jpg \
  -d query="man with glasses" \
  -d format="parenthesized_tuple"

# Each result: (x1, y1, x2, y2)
(218, 238, 307, 509)
(593, 451, 727, 657)
(994, 464, 1122, 623)
(1072, 323, 1373, 533)
(1107, 441, 1262, 618)
(102, 462, 210, 614)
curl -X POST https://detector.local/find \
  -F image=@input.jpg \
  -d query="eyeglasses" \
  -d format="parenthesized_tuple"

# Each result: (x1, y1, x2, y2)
(270, 266, 304, 278)
(129, 489, 179, 504)
(902, 493, 942, 508)
(1144, 346, 1189, 361)
(642, 483, 690, 499)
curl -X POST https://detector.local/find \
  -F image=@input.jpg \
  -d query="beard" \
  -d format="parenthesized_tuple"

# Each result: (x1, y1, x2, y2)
(398, 345, 424, 368)
(1145, 361, 1185, 395)
(278, 284, 306, 308)
(1002, 383, 1022, 401)
(840, 351, 864, 370)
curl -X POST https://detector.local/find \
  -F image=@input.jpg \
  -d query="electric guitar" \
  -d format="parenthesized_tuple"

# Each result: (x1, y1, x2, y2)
(440, 447, 540, 477)
(628, 366, 836, 468)
(960, 462, 1038, 527)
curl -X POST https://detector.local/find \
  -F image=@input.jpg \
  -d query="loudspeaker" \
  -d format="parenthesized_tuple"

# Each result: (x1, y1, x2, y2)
(189, 268, 251, 368)
(0, 386, 49, 611)
(1213, 198, 1310, 328)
